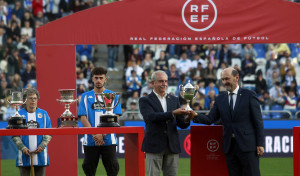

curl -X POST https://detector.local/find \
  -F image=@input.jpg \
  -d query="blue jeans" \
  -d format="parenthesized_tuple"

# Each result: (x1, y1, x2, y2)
(107, 46, 118, 68)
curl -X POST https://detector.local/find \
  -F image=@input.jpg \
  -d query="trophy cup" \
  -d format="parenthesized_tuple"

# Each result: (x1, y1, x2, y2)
(95, 92, 121, 127)
(179, 80, 198, 111)
(6, 90, 28, 129)
(57, 89, 78, 127)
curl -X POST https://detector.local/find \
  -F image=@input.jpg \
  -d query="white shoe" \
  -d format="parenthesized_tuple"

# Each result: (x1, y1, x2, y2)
(114, 68, 119, 71)
(108, 67, 113, 71)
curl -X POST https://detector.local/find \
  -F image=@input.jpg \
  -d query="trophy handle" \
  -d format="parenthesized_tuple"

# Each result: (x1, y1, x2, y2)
(112, 93, 121, 109)
(179, 84, 184, 98)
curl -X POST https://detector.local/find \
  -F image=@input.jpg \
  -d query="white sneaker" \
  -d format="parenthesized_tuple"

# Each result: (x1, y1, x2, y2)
(108, 67, 113, 71)
(114, 68, 119, 71)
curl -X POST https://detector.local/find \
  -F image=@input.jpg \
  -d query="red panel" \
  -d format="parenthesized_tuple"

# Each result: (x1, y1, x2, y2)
(191, 125, 228, 176)
(36, 0, 300, 44)
(294, 127, 300, 176)
(36, 45, 77, 176)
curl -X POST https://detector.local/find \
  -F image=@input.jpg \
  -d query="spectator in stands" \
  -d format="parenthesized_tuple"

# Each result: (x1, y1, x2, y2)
(21, 62, 36, 86)
(206, 49, 217, 67)
(229, 44, 242, 58)
(265, 51, 279, 71)
(269, 82, 285, 106)
(218, 44, 232, 68)
(141, 70, 151, 86)
(44, 0, 60, 21)
(12, 1, 25, 20)
(34, 11, 49, 26)
(192, 102, 201, 111)
(176, 52, 192, 75)
(165, 64, 180, 86)
(165, 44, 180, 59)
(127, 47, 142, 66)
(187, 44, 197, 60)
(192, 91, 205, 110)
(259, 91, 272, 112)
(126, 70, 141, 95)
(7, 49, 21, 80)
(241, 53, 257, 76)
(255, 70, 268, 96)
(155, 51, 168, 71)
(126, 90, 139, 110)
(283, 89, 297, 118)
(140, 81, 153, 97)
(216, 62, 228, 87)
(141, 52, 154, 73)
(21, 21, 33, 39)
(282, 69, 297, 89)
(242, 44, 257, 59)
(204, 81, 219, 96)
(77, 84, 86, 96)
(0, 80, 8, 100)
(11, 73, 23, 91)
(279, 52, 293, 66)
(274, 43, 291, 60)
(59, 0, 74, 17)
(203, 62, 217, 86)
(124, 101, 142, 120)
(191, 53, 206, 69)
(76, 45, 93, 62)
(17, 34, 32, 61)
(280, 59, 296, 79)
(7, 21, 21, 43)
(8, 13, 21, 28)
(204, 90, 216, 110)
(267, 69, 281, 89)
(32, 0, 44, 17)
(21, 11, 35, 28)
(196, 80, 206, 95)
(190, 62, 205, 83)
(77, 71, 89, 90)
(125, 60, 144, 78)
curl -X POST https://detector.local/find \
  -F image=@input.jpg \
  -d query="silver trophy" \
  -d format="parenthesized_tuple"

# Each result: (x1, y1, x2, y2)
(57, 89, 78, 127)
(95, 92, 121, 127)
(6, 90, 28, 129)
(179, 80, 198, 111)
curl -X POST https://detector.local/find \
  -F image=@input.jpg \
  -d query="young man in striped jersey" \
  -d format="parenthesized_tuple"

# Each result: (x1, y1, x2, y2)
(78, 67, 122, 176)
(12, 88, 52, 176)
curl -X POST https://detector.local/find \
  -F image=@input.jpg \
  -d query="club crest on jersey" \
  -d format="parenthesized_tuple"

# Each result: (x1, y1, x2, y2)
(38, 113, 43, 118)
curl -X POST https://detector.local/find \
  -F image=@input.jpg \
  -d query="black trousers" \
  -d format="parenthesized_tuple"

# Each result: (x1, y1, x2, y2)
(225, 138, 261, 176)
(82, 145, 119, 176)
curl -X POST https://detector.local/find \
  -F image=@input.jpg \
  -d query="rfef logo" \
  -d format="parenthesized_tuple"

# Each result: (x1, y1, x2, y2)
(207, 139, 219, 152)
(184, 134, 191, 156)
(182, 0, 217, 32)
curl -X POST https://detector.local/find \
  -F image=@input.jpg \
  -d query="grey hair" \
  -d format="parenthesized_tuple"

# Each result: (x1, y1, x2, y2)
(23, 88, 40, 100)
(151, 70, 168, 82)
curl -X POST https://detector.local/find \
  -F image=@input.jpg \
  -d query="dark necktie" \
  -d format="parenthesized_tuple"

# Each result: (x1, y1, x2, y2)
(229, 93, 234, 115)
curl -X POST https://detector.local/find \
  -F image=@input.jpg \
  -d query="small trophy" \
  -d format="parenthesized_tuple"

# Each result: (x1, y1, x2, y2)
(179, 80, 198, 111)
(95, 92, 121, 127)
(6, 90, 28, 129)
(57, 89, 78, 127)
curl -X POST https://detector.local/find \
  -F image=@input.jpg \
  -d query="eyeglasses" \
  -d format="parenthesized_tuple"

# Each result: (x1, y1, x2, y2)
(28, 97, 38, 101)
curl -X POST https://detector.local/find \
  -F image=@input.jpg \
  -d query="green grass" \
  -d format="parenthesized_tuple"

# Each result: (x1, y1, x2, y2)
(1, 158, 293, 176)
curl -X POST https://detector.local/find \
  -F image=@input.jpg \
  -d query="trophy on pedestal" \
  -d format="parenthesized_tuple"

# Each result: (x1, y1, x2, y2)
(57, 89, 78, 127)
(179, 80, 198, 111)
(95, 92, 121, 127)
(6, 90, 28, 129)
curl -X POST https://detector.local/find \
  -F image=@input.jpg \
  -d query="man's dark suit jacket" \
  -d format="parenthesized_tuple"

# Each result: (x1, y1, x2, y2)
(193, 88, 264, 154)
(139, 91, 190, 153)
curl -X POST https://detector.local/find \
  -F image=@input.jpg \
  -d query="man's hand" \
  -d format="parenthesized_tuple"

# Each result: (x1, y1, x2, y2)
(257, 146, 264, 156)
(35, 146, 43, 154)
(172, 108, 190, 116)
(185, 111, 198, 122)
(93, 134, 105, 146)
(22, 148, 31, 156)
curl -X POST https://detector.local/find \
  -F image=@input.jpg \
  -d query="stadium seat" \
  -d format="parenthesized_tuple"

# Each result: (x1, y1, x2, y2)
(271, 104, 283, 119)
(253, 44, 266, 59)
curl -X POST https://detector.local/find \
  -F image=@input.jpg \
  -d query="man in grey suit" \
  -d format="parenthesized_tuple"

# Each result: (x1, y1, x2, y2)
(189, 67, 264, 176)
(139, 70, 191, 176)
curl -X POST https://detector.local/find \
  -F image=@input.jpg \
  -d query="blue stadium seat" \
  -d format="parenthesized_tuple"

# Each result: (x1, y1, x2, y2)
(271, 104, 283, 119)
(253, 44, 266, 59)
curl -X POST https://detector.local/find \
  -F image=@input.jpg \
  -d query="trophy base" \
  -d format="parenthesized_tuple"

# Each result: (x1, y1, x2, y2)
(58, 117, 78, 127)
(6, 116, 28, 129)
(97, 115, 120, 127)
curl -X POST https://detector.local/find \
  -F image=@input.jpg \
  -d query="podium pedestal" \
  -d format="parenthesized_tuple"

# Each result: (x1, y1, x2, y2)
(191, 125, 228, 176)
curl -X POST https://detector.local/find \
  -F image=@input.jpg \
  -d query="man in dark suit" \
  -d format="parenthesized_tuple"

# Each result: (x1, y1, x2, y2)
(189, 67, 264, 176)
(139, 70, 191, 176)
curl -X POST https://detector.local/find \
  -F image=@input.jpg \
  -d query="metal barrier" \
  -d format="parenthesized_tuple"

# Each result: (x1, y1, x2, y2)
(121, 110, 299, 120)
